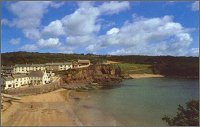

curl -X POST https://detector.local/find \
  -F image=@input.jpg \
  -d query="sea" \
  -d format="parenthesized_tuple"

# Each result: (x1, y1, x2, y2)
(71, 78, 199, 126)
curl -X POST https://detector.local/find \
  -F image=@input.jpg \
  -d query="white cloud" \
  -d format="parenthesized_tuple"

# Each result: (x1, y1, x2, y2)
(6, 2, 197, 56)
(2, 19, 11, 26)
(99, 1, 130, 15)
(192, 1, 199, 11)
(189, 48, 199, 56)
(38, 1, 131, 53)
(85, 44, 102, 53)
(103, 15, 194, 56)
(7, 1, 64, 40)
(66, 35, 93, 45)
(43, 1, 129, 38)
(106, 27, 119, 35)
(50, 2, 65, 8)
(9, 38, 21, 45)
(19, 44, 38, 51)
(61, 4, 100, 36)
(57, 45, 75, 53)
(43, 20, 65, 37)
(23, 28, 41, 40)
(37, 38, 61, 48)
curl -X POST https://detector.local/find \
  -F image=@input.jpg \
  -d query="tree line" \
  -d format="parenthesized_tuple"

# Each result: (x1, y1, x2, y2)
(1, 52, 199, 78)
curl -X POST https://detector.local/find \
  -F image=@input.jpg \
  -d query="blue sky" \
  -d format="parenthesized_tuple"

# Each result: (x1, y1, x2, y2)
(1, 1, 199, 56)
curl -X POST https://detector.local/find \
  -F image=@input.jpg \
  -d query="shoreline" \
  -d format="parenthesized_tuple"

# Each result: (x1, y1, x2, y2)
(1, 88, 121, 126)
(129, 74, 164, 79)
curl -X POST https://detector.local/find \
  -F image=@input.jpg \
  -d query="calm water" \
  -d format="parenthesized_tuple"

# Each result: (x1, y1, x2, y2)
(80, 78, 199, 126)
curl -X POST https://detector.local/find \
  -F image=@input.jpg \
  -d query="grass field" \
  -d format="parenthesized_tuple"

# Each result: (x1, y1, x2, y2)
(113, 63, 153, 74)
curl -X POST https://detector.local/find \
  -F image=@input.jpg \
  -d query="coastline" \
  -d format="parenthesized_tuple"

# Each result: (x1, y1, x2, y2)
(1, 88, 121, 126)
(129, 74, 164, 79)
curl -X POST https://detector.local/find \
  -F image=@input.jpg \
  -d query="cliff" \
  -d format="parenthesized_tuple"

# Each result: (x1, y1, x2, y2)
(60, 64, 123, 86)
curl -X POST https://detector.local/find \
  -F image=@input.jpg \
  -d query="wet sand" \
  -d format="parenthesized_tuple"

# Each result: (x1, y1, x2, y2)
(1, 88, 120, 126)
(129, 74, 164, 79)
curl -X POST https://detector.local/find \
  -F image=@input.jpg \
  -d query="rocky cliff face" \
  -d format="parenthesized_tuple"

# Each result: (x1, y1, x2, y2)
(61, 64, 122, 86)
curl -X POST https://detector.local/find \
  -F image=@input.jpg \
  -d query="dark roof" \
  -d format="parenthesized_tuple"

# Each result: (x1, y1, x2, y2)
(45, 62, 72, 66)
(12, 74, 29, 78)
(29, 71, 44, 77)
(14, 64, 45, 67)
(78, 60, 90, 63)
(2, 76, 14, 81)
(2, 66, 13, 70)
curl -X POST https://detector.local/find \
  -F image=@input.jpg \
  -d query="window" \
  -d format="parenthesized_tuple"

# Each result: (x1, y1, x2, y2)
(8, 85, 11, 87)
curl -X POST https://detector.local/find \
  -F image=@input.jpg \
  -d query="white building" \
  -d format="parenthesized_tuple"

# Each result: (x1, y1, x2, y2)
(73, 60, 91, 68)
(2, 76, 15, 89)
(13, 64, 46, 74)
(29, 71, 50, 85)
(1, 71, 51, 90)
(13, 74, 30, 88)
(2, 74, 29, 89)
(45, 62, 72, 71)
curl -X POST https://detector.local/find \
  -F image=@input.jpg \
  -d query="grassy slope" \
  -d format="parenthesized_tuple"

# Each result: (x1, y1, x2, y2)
(113, 63, 153, 74)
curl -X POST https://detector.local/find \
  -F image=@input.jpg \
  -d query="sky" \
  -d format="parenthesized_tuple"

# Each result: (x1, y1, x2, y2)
(1, 1, 199, 56)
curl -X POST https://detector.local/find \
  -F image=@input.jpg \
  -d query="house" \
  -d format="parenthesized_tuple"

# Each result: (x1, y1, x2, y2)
(1, 66, 14, 74)
(13, 64, 46, 74)
(2, 74, 30, 89)
(2, 76, 15, 89)
(73, 60, 91, 68)
(29, 71, 50, 85)
(45, 62, 72, 71)
(13, 74, 30, 88)
(1, 70, 51, 90)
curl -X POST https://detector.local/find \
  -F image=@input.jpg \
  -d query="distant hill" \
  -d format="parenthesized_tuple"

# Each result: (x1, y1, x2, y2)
(1, 52, 199, 78)
(106, 55, 199, 78)
(1, 51, 106, 65)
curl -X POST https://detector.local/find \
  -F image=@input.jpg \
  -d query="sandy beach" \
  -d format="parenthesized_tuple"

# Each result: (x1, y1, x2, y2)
(1, 88, 120, 126)
(1, 89, 82, 126)
(129, 74, 164, 79)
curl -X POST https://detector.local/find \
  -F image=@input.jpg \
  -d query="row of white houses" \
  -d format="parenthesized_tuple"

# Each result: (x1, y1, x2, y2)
(1, 60, 91, 90)
(13, 62, 73, 74)
(2, 71, 52, 90)
(2, 60, 90, 74)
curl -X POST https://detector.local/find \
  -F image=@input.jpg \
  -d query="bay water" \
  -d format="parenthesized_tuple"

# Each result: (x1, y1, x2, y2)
(72, 78, 199, 126)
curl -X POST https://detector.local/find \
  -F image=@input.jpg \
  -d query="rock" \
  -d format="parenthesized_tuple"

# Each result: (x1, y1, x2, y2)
(61, 64, 122, 86)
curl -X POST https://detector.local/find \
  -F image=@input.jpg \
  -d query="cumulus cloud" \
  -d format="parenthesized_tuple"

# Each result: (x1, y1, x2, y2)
(37, 38, 61, 48)
(103, 15, 194, 56)
(42, 1, 129, 37)
(106, 27, 119, 35)
(192, 1, 199, 11)
(19, 38, 63, 51)
(8, 2, 50, 40)
(5, 2, 198, 56)
(61, 4, 100, 36)
(19, 44, 38, 51)
(189, 48, 199, 56)
(50, 2, 65, 8)
(42, 20, 65, 37)
(99, 1, 130, 15)
(9, 38, 21, 45)
(29, 1, 131, 52)
(6, 1, 64, 40)
(1, 19, 12, 26)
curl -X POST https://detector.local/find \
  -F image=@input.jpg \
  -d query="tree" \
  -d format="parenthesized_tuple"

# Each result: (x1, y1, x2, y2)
(162, 100, 199, 126)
